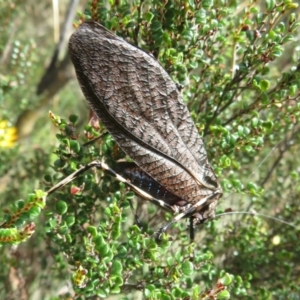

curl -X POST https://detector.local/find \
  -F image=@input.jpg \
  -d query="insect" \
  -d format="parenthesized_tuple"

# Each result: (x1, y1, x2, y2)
(49, 21, 223, 240)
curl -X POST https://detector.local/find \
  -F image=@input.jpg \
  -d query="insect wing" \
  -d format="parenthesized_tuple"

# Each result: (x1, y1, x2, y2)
(69, 21, 221, 207)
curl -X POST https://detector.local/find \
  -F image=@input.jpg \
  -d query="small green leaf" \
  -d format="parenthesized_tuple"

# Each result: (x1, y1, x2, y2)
(262, 120, 273, 130)
(65, 215, 75, 226)
(151, 20, 162, 32)
(202, 0, 213, 8)
(69, 115, 78, 124)
(290, 21, 300, 32)
(111, 260, 123, 275)
(99, 243, 109, 256)
(94, 235, 105, 248)
(195, 9, 206, 24)
(289, 84, 297, 96)
(188, 60, 198, 69)
(113, 275, 123, 287)
(244, 145, 254, 153)
(285, 2, 298, 9)
(87, 226, 97, 237)
(251, 117, 259, 128)
(110, 286, 121, 294)
(48, 218, 57, 228)
(110, 16, 119, 30)
(266, 0, 276, 10)
(104, 207, 112, 216)
(167, 257, 174, 266)
(111, 222, 121, 240)
(217, 290, 230, 299)
(219, 155, 231, 168)
(232, 179, 244, 191)
(65, 234, 72, 243)
(247, 182, 258, 191)
(56, 200, 68, 215)
(58, 224, 69, 235)
(28, 206, 41, 219)
(282, 34, 295, 44)
(54, 159, 66, 168)
(161, 292, 171, 300)
(69, 140, 80, 153)
(172, 287, 183, 297)
(271, 45, 284, 57)
(145, 285, 156, 297)
(96, 289, 108, 298)
(145, 12, 154, 23)
(181, 261, 194, 276)
(259, 79, 270, 92)
(16, 200, 25, 209)
(249, 7, 259, 13)
(219, 273, 233, 285)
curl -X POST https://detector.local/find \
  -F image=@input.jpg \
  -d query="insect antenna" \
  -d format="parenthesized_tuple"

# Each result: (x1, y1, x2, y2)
(214, 211, 296, 228)
(217, 126, 299, 231)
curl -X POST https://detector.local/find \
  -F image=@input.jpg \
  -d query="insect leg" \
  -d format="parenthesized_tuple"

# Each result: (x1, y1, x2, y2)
(126, 195, 142, 229)
(189, 217, 195, 241)
(47, 161, 101, 195)
(47, 160, 177, 213)
(154, 192, 220, 241)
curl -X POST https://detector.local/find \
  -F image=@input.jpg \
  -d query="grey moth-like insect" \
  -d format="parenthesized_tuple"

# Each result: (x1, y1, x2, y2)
(65, 21, 223, 239)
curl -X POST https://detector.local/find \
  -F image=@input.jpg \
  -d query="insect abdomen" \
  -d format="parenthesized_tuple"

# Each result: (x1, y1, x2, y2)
(115, 162, 186, 207)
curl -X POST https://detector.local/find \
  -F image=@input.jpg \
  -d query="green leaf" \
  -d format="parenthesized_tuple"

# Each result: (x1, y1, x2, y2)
(285, 2, 298, 9)
(69, 114, 78, 124)
(28, 206, 41, 218)
(111, 222, 121, 240)
(202, 0, 213, 8)
(262, 120, 273, 130)
(188, 60, 198, 69)
(111, 260, 123, 275)
(151, 20, 162, 32)
(110, 285, 121, 294)
(282, 34, 295, 44)
(94, 235, 105, 248)
(251, 117, 260, 128)
(55, 200, 68, 215)
(167, 257, 174, 266)
(96, 289, 108, 298)
(219, 273, 233, 285)
(219, 155, 231, 168)
(289, 84, 297, 96)
(65, 215, 75, 226)
(266, 0, 276, 10)
(69, 140, 80, 153)
(172, 287, 183, 297)
(195, 9, 206, 24)
(145, 12, 154, 23)
(259, 79, 270, 92)
(232, 179, 244, 190)
(217, 290, 230, 299)
(271, 45, 284, 57)
(87, 226, 97, 237)
(54, 159, 66, 168)
(181, 261, 194, 276)
(15, 199, 25, 209)
(58, 224, 69, 235)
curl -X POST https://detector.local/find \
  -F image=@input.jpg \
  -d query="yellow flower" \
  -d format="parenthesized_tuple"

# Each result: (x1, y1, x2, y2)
(0, 120, 17, 148)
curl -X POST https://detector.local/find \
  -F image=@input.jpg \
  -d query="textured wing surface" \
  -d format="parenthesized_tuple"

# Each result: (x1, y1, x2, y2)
(69, 21, 220, 204)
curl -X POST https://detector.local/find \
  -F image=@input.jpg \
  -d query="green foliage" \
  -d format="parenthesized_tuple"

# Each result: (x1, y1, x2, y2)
(1, 0, 300, 299)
